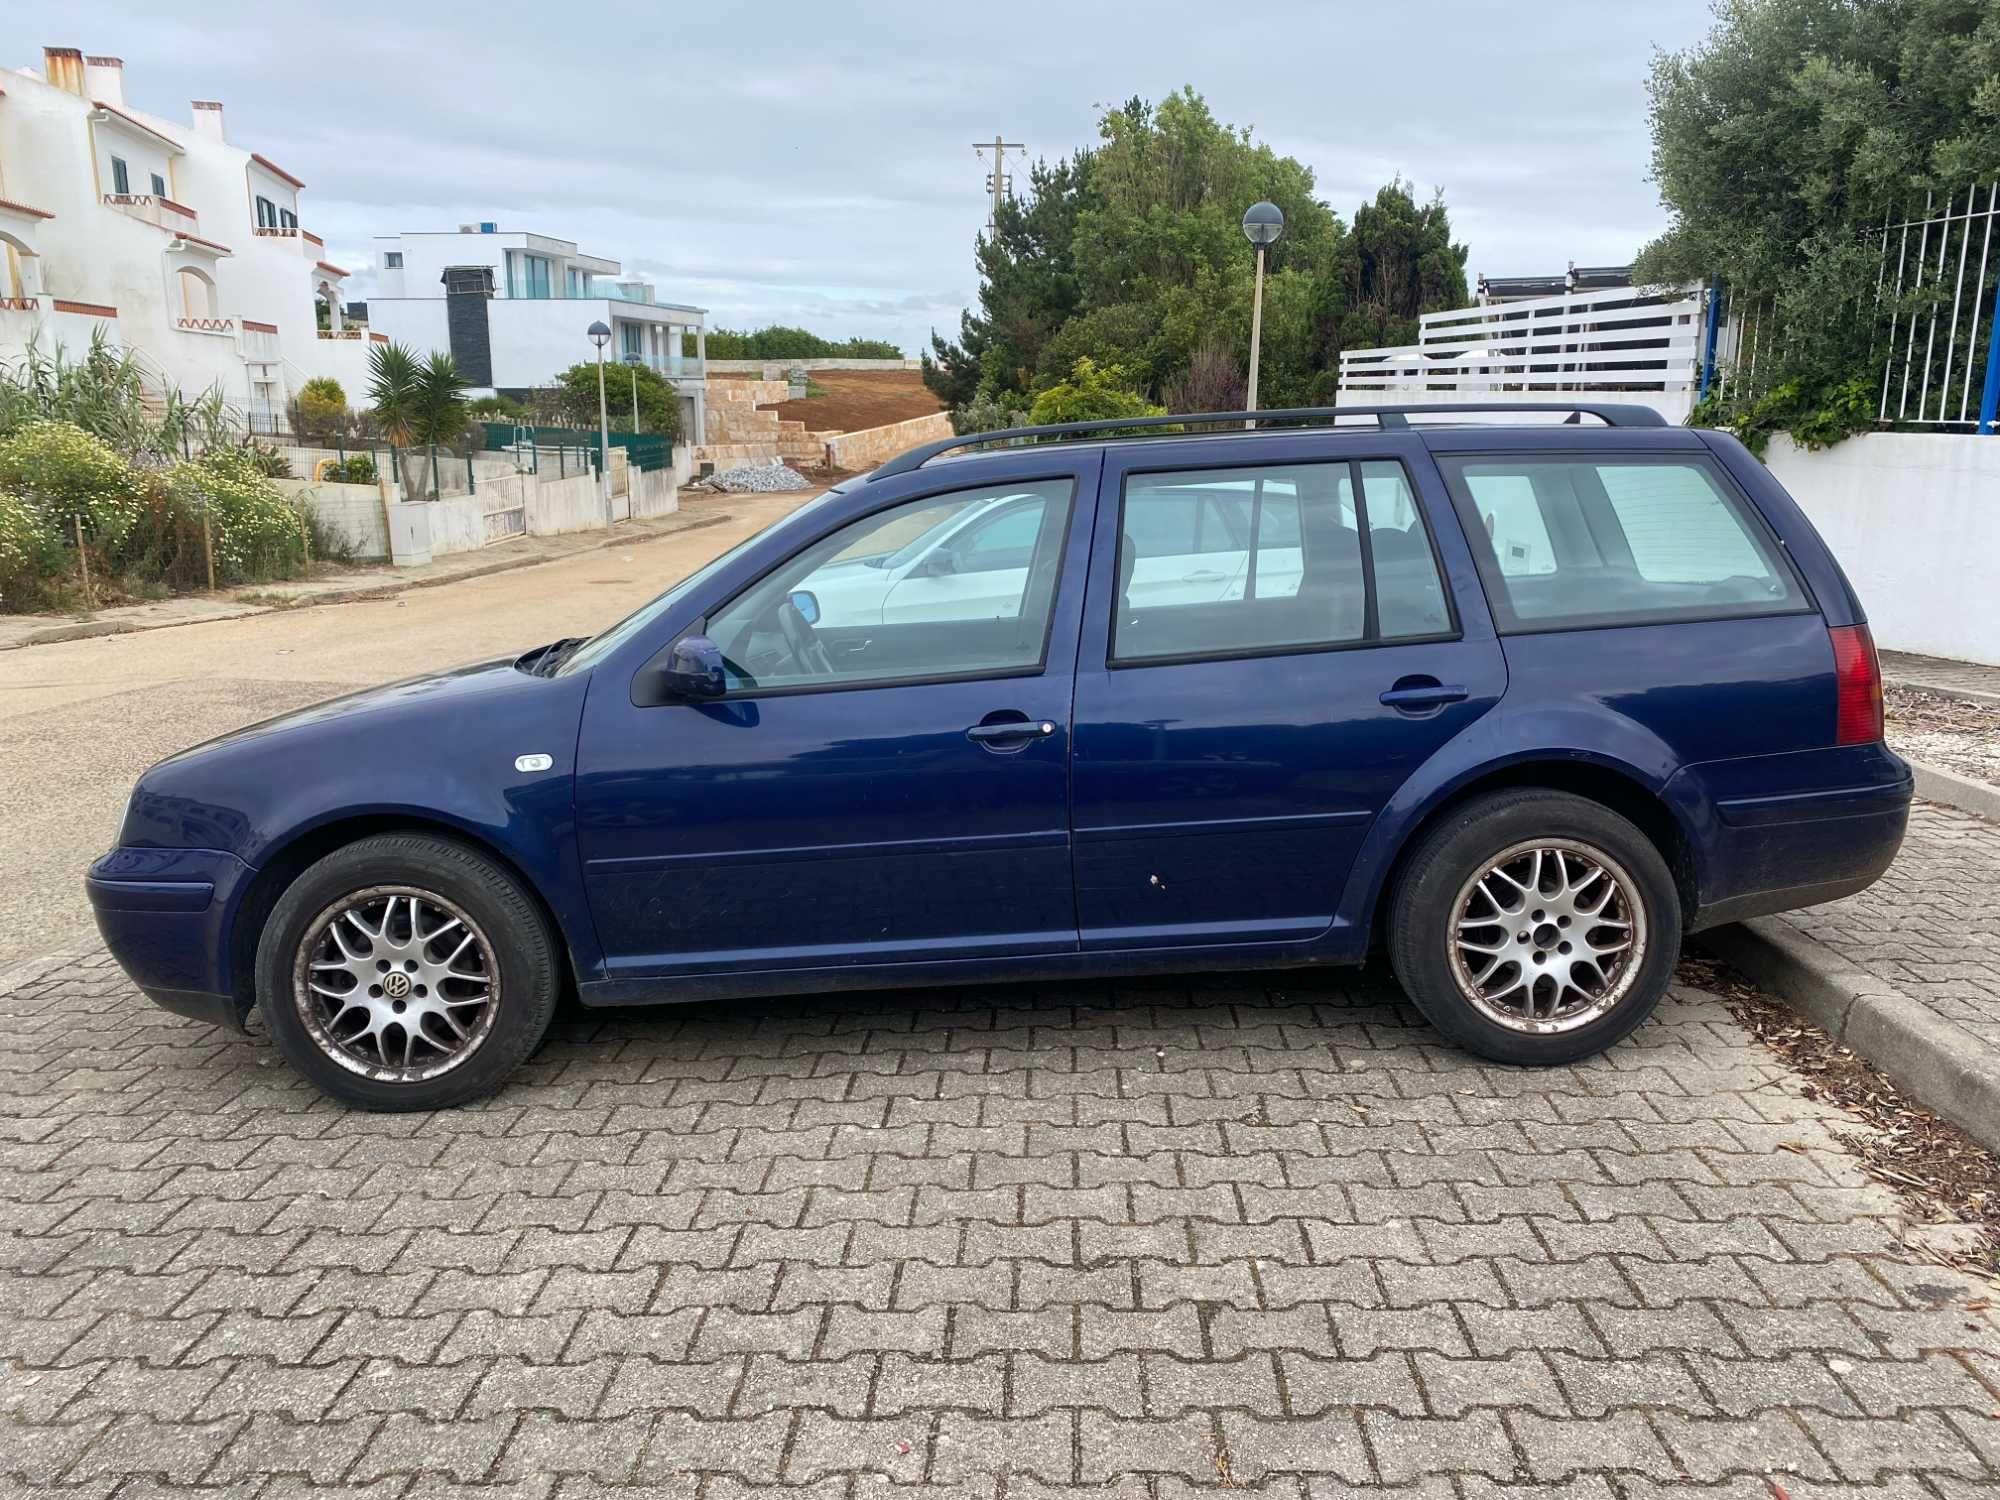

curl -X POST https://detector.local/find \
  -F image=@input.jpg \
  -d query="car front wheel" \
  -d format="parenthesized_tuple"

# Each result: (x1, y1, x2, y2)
(1388, 789, 1681, 1064)
(255, 833, 560, 1110)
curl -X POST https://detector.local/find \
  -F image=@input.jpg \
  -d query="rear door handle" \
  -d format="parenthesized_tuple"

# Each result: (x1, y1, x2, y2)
(966, 719, 1057, 744)
(1380, 682, 1468, 710)
(1182, 570, 1228, 583)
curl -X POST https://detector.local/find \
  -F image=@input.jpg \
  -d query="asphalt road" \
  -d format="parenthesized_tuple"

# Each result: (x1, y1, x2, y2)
(0, 493, 812, 970)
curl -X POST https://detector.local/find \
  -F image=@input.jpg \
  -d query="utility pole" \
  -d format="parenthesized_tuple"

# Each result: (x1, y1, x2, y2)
(971, 136, 1024, 233)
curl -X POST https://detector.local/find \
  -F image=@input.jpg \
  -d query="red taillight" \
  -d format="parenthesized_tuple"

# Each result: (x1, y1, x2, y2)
(1829, 624, 1883, 745)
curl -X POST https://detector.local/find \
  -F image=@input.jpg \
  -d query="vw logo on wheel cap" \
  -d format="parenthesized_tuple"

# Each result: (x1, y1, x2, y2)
(381, 971, 412, 999)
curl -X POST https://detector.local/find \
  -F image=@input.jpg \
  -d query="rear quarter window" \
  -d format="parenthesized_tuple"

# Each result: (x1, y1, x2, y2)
(1435, 453, 1810, 633)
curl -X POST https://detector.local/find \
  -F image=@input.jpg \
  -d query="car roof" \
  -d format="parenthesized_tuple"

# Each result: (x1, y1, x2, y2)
(869, 403, 1679, 482)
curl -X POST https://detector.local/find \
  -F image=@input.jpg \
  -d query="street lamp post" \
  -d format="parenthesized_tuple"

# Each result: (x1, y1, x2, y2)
(587, 321, 612, 524)
(1240, 201, 1285, 426)
(623, 351, 643, 432)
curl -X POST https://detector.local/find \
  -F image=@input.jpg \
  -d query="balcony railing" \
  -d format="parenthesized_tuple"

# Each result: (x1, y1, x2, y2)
(105, 193, 199, 232)
(318, 328, 366, 340)
(176, 315, 235, 336)
(0, 295, 39, 313)
(625, 354, 706, 380)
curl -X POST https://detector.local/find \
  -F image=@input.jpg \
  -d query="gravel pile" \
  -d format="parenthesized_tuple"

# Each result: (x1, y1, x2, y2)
(704, 462, 813, 493)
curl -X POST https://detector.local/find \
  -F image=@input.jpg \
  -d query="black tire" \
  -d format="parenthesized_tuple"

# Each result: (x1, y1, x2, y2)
(255, 833, 560, 1110)
(1387, 789, 1681, 1065)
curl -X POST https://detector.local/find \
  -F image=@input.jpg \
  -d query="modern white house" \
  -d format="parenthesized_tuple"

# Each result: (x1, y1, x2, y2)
(0, 46, 377, 424)
(367, 226, 710, 442)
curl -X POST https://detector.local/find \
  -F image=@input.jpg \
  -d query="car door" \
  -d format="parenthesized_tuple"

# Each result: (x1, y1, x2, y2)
(1069, 434, 1507, 950)
(572, 454, 1100, 980)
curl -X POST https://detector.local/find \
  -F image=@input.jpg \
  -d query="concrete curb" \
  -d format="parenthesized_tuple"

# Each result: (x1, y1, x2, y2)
(1887, 676, 2000, 711)
(0, 511, 734, 653)
(1697, 916, 2000, 1152)
(1908, 757, 2000, 822)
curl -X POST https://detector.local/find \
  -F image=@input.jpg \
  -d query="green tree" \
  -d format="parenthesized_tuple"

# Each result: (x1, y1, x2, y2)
(547, 362, 683, 441)
(927, 89, 1471, 419)
(698, 327, 902, 359)
(1638, 0, 2000, 446)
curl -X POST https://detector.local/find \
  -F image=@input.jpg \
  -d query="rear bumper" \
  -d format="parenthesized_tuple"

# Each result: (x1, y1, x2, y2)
(86, 847, 256, 1031)
(1666, 745, 1912, 933)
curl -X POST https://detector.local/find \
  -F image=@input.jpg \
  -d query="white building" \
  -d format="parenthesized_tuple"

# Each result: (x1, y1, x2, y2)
(0, 46, 376, 424)
(367, 226, 709, 442)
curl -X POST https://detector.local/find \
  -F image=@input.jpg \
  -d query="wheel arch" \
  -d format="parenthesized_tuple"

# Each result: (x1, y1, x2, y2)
(1356, 756, 1700, 956)
(227, 811, 578, 1015)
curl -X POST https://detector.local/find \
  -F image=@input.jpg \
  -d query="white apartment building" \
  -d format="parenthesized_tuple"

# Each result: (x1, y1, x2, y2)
(0, 46, 375, 424)
(368, 226, 710, 441)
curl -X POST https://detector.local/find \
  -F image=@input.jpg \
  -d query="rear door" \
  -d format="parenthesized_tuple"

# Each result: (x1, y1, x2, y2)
(1068, 432, 1508, 950)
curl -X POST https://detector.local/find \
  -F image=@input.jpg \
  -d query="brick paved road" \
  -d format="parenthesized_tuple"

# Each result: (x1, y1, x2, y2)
(4, 949, 1997, 1495)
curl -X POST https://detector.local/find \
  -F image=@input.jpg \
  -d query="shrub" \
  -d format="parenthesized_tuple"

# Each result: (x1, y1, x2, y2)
(1026, 358, 1164, 427)
(164, 448, 306, 580)
(326, 455, 376, 484)
(0, 489, 63, 609)
(295, 376, 347, 442)
(951, 391, 1030, 436)
(467, 394, 526, 419)
(0, 419, 141, 546)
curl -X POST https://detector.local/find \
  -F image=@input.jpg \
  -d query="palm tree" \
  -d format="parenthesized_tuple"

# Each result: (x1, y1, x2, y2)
(366, 341, 423, 446)
(412, 351, 468, 444)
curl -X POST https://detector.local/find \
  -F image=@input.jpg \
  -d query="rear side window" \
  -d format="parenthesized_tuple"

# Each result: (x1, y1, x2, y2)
(1112, 460, 1454, 665)
(1436, 454, 1808, 633)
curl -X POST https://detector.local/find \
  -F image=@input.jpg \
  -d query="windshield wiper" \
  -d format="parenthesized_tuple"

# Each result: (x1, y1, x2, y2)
(530, 637, 587, 676)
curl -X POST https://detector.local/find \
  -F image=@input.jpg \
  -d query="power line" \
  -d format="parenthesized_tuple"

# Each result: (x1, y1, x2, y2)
(971, 136, 1025, 234)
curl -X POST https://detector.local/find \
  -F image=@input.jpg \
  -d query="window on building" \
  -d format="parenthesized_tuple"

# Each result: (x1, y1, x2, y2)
(620, 323, 643, 357)
(279, 208, 297, 229)
(111, 156, 130, 195)
(1111, 460, 1454, 665)
(254, 195, 277, 228)
(149, 172, 166, 198)
(567, 268, 585, 297)
(513, 253, 552, 299)
(383, 252, 403, 269)
(1435, 454, 1808, 632)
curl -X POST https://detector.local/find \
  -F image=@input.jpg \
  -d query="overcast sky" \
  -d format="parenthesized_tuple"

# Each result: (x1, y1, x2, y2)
(32, 1, 1717, 355)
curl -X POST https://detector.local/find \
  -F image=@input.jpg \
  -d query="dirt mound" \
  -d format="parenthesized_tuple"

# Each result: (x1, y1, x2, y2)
(763, 369, 942, 433)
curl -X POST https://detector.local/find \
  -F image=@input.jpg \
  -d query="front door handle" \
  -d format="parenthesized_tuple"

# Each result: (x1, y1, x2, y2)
(1182, 570, 1229, 583)
(1380, 680, 1468, 711)
(966, 719, 1057, 745)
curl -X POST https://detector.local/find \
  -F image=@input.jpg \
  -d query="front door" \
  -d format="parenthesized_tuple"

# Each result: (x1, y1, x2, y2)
(574, 458, 1099, 979)
(1069, 436, 1508, 950)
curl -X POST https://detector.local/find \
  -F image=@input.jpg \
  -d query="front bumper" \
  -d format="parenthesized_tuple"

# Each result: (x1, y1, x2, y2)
(86, 846, 257, 1030)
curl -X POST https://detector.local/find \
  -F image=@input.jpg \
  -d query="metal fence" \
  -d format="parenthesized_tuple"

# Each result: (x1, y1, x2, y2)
(1876, 181, 2000, 430)
(479, 422, 672, 473)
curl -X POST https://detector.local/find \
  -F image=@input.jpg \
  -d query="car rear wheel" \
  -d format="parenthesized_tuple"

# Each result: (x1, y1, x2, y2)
(1387, 789, 1680, 1064)
(255, 833, 560, 1110)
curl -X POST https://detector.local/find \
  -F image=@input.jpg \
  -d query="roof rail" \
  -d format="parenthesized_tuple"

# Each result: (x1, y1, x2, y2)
(869, 402, 1670, 479)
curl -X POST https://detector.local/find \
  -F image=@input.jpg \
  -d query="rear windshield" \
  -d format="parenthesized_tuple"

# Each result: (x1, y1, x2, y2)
(1434, 453, 1809, 633)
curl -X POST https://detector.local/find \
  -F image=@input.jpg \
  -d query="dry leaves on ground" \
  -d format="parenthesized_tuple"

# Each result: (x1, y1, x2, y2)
(1680, 952, 2000, 1282)
(1886, 686, 2000, 787)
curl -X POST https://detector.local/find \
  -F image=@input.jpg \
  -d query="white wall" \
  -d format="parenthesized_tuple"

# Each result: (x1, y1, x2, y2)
(1763, 432, 2000, 665)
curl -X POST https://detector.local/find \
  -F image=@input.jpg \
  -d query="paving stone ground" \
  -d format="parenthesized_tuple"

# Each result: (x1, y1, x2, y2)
(1775, 801, 2000, 1053)
(1882, 651, 2000, 705)
(3, 948, 1998, 1496)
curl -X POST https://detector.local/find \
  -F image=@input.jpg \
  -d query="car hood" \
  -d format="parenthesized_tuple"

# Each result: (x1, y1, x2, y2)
(154, 653, 534, 766)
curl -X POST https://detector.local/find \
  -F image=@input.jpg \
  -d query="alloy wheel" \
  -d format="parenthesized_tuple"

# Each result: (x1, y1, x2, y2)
(292, 886, 500, 1082)
(1445, 839, 1647, 1034)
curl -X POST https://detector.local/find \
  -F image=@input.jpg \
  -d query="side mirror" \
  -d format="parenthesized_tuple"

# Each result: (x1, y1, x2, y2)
(787, 589, 821, 626)
(919, 547, 956, 577)
(661, 634, 727, 700)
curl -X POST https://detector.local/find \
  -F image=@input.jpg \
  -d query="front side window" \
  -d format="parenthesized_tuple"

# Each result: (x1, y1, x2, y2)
(703, 480, 1075, 693)
(111, 156, 130, 195)
(1112, 460, 1451, 664)
(1436, 454, 1807, 632)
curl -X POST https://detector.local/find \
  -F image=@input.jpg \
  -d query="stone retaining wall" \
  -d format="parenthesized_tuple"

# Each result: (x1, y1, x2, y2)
(822, 411, 954, 472)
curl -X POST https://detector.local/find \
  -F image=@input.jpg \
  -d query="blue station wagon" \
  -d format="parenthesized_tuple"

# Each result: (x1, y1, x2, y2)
(88, 404, 1912, 1109)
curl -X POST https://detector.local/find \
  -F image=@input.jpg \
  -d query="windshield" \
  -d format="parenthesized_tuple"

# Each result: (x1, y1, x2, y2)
(554, 487, 851, 676)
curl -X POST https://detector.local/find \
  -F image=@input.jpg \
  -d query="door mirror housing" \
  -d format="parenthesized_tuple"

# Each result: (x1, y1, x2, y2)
(787, 589, 821, 626)
(661, 634, 727, 700)
(919, 546, 956, 577)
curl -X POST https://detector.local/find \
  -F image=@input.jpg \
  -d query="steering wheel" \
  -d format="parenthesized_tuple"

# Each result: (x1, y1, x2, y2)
(776, 598, 835, 677)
